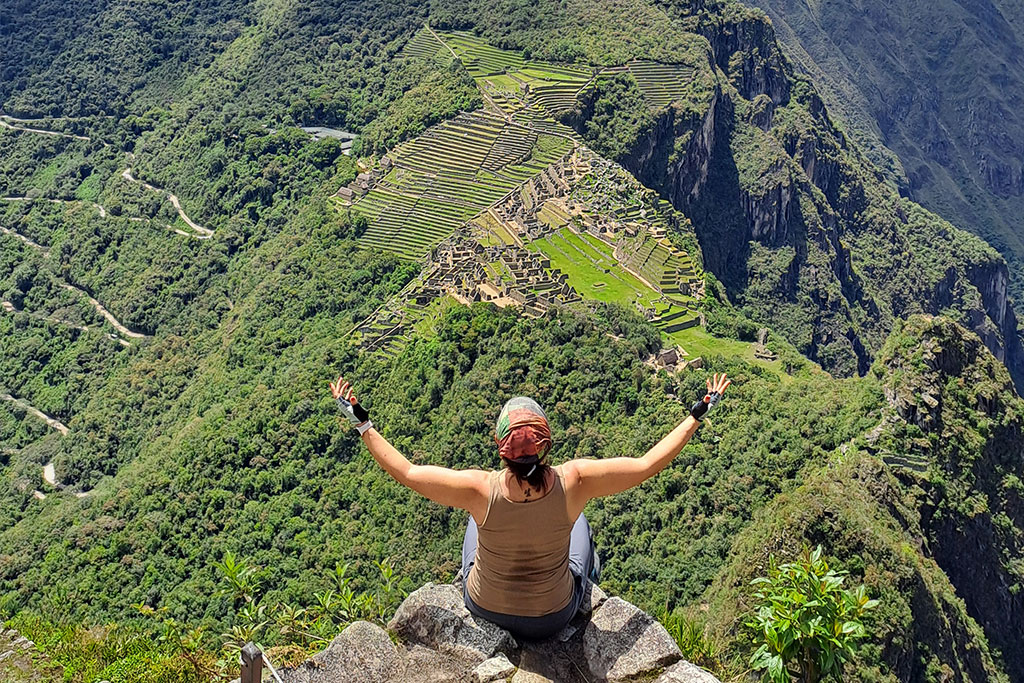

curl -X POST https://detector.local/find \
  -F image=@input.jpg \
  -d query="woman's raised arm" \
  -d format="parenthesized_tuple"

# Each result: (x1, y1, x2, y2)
(564, 373, 731, 507)
(329, 377, 489, 513)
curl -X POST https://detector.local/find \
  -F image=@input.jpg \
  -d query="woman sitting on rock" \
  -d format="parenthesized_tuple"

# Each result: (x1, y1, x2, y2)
(328, 374, 731, 640)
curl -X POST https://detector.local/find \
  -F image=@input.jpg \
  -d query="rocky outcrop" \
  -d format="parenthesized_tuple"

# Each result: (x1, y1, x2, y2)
(875, 315, 1024, 680)
(278, 582, 721, 683)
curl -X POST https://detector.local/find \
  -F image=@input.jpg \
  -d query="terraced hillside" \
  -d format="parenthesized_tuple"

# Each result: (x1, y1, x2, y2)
(439, 31, 526, 77)
(352, 111, 573, 259)
(602, 61, 695, 110)
(402, 27, 448, 61)
(436, 32, 595, 126)
(353, 29, 718, 366)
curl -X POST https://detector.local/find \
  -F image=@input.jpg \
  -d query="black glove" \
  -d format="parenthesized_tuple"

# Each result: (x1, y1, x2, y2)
(690, 391, 722, 422)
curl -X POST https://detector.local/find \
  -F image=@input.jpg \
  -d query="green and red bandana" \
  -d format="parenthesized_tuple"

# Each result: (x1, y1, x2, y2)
(494, 396, 552, 461)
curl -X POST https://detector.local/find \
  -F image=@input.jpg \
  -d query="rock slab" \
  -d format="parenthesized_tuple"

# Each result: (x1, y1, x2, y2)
(654, 661, 722, 683)
(278, 620, 400, 683)
(389, 582, 517, 664)
(583, 597, 683, 682)
(474, 653, 516, 682)
(280, 581, 723, 683)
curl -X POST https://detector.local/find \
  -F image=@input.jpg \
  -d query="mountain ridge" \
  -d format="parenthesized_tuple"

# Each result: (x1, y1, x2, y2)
(1, 1, 1022, 681)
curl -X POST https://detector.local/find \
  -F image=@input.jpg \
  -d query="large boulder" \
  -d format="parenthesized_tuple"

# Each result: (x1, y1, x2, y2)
(473, 653, 516, 682)
(278, 621, 400, 683)
(388, 582, 517, 664)
(582, 597, 683, 682)
(279, 582, 722, 683)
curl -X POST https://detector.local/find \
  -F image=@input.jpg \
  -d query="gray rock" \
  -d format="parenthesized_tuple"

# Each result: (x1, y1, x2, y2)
(278, 620, 401, 683)
(509, 667, 552, 683)
(473, 653, 516, 682)
(395, 644, 475, 682)
(583, 597, 682, 682)
(654, 661, 722, 682)
(0, 650, 13, 663)
(389, 583, 517, 663)
(579, 581, 608, 616)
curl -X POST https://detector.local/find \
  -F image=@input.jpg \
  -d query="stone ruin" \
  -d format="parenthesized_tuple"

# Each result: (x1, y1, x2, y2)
(351, 232, 583, 357)
(753, 327, 778, 361)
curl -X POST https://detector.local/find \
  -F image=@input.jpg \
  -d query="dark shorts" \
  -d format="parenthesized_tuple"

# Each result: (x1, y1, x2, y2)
(460, 513, 600, 640)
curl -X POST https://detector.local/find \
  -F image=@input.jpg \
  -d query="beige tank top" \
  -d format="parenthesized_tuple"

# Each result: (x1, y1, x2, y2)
(466, 467, 575, 616)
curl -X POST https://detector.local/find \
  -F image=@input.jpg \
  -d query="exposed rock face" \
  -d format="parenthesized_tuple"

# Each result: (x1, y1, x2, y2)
(280, 581, 722, 683)
(566, 2, 1024, 390)
(388, 582, 516, 663)
(278, 621, 402, 683)
(876, 315, 1024, 680)
(582, 597, 682, 681)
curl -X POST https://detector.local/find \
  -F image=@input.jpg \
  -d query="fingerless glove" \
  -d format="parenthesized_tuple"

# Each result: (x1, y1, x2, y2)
(337, 396, 373, 434)
(690, 391, 722, 422)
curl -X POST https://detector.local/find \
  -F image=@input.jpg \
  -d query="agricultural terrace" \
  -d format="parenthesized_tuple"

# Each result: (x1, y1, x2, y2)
(436, 31, 595, 124)
(602, 61, 695, 110)
(401, 27, 448, 61)
(354, 111, 573, 259)
(620, 234, 700, 297)
(438, 31, 525, 77)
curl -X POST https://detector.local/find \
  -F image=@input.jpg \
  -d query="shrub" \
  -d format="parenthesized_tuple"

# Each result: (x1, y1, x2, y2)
(746, 546, 877, 683)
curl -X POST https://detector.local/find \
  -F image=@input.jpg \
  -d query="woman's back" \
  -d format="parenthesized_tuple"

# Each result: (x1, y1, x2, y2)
(466, 467, 575, 616)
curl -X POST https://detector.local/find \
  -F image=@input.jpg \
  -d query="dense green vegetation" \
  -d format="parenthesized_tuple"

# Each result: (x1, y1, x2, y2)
(2, 1, 1023, 681)
(552, 0, 1024, 389)
(570, 73, 655, 161)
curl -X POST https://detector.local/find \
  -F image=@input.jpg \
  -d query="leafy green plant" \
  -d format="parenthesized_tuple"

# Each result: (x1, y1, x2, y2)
(214, 552, 263, 606)
(746, 546, 877, 683)
(661, 611, 720, 671)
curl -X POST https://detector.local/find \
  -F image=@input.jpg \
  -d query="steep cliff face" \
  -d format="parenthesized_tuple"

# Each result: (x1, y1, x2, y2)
(743, 0, 1024, 306)
(568, 2, 1024, 389)
(698, 316, 1022, 682)
(875, 316, 1024, 681)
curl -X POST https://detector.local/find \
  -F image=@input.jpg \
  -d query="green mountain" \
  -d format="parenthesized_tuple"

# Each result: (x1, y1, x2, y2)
(739, 0, 1024, 308)
(1, 0, 1022, 681)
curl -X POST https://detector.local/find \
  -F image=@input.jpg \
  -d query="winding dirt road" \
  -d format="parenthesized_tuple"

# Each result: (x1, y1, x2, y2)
(1, 223, 144, 341)
(0, 225, 49, 252)
(121, 168, 213, 238)
(2, 196, 108, 217)
(0, 116, 91, 141)
(2, 300, 89, 331)
(59, 283, 150, 340)
(1, 394, 69, 435)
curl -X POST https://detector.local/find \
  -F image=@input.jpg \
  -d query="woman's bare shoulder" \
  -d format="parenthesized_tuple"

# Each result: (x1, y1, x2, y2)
(558, 461, 583, 487)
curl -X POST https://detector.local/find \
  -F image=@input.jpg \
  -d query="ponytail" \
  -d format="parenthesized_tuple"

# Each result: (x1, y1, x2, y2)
(503, 456, 551, 491)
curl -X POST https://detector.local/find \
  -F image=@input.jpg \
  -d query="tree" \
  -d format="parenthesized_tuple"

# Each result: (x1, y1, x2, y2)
(746, 546, 877, 683)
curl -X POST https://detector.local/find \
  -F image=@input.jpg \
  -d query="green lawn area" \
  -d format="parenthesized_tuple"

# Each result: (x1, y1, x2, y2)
(665, 325, 791, 380)
(520, 65, 588, 82)
(484, 74, 524, 91)
(576, 231, 615, 258)
(561, 229, 615, 267)
(528, 231, 659, 307)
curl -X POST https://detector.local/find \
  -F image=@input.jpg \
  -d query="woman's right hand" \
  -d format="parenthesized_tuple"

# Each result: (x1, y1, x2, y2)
(328, 375, 370, 426)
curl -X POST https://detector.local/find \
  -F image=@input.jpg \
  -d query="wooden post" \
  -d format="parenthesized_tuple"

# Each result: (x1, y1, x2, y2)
(240, 642, 262, 683)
